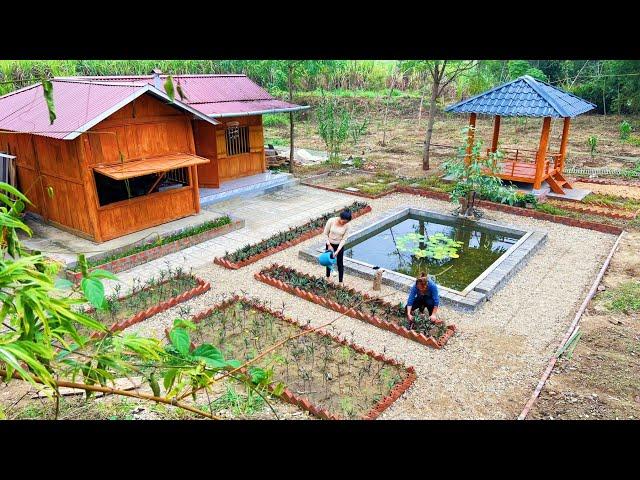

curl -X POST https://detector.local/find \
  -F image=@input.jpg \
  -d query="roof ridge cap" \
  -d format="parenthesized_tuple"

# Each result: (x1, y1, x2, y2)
(520, 75, 570, 117)
(444, 76, 527, 112)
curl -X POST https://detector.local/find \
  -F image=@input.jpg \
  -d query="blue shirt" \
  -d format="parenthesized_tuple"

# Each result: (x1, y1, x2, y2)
(406, 279, 440, 307)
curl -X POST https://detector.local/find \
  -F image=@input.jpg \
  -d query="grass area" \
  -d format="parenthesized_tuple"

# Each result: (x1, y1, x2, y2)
(77, 216, 231, 271)
(209, 385, 266, 416)
(535, 203, 571, 216)
(602, 281, 640, 313)
(10, 396, 199, 420)
(90, 267, 198, 327)
(583, 193, 640, 211)
(338, 172, 397, 195)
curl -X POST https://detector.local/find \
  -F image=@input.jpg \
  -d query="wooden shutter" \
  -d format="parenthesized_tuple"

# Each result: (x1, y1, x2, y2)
(249, 125, 265, 172)
(215, 128, 227, 159)
(249, 125, 263, 152)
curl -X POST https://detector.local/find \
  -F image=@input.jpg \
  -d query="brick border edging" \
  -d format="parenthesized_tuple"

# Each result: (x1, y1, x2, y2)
(302, 183, 624, 235)
(213, 205, 373, 270)
(170, 295, 417, 420)
(88, 276, 211, 338)
(66, 219, 243, 282)
(254, 264, 456, 350)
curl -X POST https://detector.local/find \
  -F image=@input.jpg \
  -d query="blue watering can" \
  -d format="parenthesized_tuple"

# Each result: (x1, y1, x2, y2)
(318, 251, 337, 269)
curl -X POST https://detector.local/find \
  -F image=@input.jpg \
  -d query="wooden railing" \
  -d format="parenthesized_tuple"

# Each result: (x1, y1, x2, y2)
(484, 148, 562, 177)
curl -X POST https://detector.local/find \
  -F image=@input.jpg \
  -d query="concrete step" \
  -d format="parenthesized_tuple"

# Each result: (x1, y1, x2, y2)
(200, 173, 299, 207)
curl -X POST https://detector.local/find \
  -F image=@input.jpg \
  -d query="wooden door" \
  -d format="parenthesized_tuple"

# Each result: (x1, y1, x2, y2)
(193, 120, 220, 188)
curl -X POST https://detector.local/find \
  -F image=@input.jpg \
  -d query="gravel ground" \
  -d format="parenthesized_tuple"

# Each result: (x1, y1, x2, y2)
(122, 190, 616, 419)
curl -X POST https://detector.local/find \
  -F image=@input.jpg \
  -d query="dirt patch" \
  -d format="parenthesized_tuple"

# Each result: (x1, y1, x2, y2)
(270, 95, 640, 178)
(529, 231, 640, 420)
(573, 182, 640, 200)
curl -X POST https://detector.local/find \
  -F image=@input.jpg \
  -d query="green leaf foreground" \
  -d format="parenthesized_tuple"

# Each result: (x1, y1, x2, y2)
(164, 75, 175, 102)
(41, 80, 56, 125)
(1, 181, 269, 418)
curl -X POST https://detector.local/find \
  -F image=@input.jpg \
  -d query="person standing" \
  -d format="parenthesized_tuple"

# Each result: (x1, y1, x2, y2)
(323, 209, 352, 284)
(405, 272, 441, 329)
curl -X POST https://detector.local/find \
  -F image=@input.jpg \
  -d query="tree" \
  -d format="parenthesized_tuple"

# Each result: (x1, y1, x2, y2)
(442, 130, 516, 217)
(286, 61, 302, 174)
(403, 60, 476, 171)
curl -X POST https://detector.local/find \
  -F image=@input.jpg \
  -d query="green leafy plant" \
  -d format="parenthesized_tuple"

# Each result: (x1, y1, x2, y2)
(317, 97, 351, 162)
(587, 135, 598, 156)
(442, 128, 515, 217)
(620, 120, 632, 140)
(0, 181, 277, 420)
(395, 232, 463, 261)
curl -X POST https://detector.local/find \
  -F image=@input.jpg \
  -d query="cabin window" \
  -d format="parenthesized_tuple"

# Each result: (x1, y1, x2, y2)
(93, 167, 190, 207)
(0, 152, 17, 188)
(225, 125, 250, 156)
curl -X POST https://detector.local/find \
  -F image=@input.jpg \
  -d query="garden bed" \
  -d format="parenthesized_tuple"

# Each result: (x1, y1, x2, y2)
(546, 199, 638, 220)
(255, 264, 457, 349)
(85, 269, 210, 335)
(67, 216, 242, 282)
(214, 202, 371, 269)
(180, 296, 417, 420)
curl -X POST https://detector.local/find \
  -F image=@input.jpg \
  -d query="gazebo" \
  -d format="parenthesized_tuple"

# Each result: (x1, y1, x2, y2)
(445, 75, 596, 195)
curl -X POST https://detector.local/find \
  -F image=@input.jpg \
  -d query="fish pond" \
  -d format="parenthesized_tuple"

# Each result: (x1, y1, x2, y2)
(344, 213, 522, 291)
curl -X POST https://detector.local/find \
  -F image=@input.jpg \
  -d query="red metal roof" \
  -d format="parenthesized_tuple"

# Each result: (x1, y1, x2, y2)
(0, 79, 218, 140)
(0, 74, 307, 139)
(69, 74, 307, 117)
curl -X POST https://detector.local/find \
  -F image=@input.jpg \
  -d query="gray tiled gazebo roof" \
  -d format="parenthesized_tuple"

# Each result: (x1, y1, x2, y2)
(445, 75, 596, 118)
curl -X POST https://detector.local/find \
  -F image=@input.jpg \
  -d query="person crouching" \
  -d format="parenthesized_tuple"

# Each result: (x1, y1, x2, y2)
(405, 272, 441, 329)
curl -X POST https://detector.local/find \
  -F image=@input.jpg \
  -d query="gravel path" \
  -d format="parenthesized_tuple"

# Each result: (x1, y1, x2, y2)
(121, 188, 616, 419)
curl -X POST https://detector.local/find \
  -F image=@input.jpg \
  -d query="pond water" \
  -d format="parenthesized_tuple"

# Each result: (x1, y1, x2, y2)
(344, 215, 521, 291)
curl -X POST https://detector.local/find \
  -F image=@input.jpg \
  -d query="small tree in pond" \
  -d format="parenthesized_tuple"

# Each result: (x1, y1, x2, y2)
(442, 128, 511, 217)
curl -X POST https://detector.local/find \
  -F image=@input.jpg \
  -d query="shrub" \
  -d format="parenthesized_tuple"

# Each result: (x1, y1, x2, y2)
(620, 120, 632, 140)
(587, 135, 598, 156)
(263, 113, 289, 128)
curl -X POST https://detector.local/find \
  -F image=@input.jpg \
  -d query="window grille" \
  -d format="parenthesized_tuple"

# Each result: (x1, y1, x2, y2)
(225, 125, 250, 156)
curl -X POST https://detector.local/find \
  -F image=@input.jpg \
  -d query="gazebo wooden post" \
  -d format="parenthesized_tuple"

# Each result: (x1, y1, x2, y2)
(465, 113, 477, 165)
(534, 116, 551, 190)
(558, 117, 571, 172)
(491, 115, 501, 153)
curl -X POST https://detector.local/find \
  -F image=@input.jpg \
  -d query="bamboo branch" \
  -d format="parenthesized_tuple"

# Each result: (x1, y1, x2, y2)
(0, 368, 220, 420)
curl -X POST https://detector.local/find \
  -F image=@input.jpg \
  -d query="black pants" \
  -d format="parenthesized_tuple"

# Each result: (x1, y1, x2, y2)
(410, 296, 434, 316)
(325, 242, 344, 282)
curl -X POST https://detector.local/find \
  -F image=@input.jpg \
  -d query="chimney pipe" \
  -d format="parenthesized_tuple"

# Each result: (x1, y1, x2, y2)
(151, 68, 162, 90)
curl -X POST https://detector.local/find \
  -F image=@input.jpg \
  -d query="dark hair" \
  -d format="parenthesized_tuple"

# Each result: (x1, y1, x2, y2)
(339, 209, 352, 221)
(416, 272, 428, 288)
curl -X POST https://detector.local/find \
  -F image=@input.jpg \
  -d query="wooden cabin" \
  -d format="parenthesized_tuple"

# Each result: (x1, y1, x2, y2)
(0, 73, 307, 242)
(445, 75, 596, 194)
